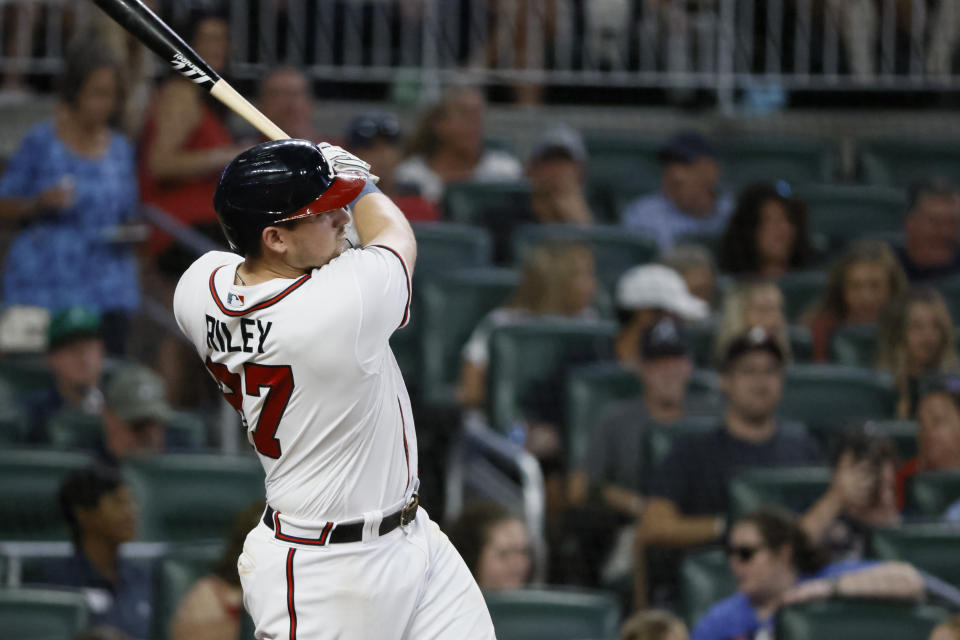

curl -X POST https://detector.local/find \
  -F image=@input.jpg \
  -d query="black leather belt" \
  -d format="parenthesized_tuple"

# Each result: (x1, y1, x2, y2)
(263, 494, 419, 545)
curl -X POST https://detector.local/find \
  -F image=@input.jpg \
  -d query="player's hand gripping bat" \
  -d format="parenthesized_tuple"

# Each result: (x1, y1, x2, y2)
(91, 0, 289, 141)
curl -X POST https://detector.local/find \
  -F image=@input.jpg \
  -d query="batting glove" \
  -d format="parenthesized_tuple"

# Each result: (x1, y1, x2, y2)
(318, 142, 380, 184)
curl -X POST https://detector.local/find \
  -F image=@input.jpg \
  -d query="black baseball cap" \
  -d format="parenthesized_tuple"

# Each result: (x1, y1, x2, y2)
(345, 110, 401, 149)
(641, 317, 689, 360)
(721, 327, 784, 371)
(658, 131, 716, 165)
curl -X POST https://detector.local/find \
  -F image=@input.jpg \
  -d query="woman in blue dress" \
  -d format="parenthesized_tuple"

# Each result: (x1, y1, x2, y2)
(0, 38, 140, 354)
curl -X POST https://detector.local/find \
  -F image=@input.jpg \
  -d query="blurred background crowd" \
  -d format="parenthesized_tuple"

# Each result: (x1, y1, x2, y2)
(4, 1, 960, 639)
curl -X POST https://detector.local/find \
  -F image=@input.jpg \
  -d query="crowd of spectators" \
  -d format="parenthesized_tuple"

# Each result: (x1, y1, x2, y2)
(3, 8, 960, 639)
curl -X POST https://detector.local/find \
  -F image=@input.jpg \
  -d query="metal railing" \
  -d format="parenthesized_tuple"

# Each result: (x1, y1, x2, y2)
(6, 0, 960, 111)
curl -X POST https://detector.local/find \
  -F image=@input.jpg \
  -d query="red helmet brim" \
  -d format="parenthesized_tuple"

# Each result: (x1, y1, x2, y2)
(276, 172, 367, 223)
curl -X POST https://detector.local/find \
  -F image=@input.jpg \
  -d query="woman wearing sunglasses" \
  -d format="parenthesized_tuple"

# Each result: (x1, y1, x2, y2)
(691, 506, 925, 640)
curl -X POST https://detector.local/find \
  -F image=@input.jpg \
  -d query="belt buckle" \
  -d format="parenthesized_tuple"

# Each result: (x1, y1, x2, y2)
(400, 493, 419, 527)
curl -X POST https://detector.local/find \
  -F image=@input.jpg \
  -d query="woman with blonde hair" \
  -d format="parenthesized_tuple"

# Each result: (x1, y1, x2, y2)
(458, 241, 598, 408)
(713, 281, 791, 366)
(877, 286, 959, 418)
(805, 239, 908, 362)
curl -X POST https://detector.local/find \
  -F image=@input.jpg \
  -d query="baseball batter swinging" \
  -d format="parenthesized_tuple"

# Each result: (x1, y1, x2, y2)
(174, 139, 496, 638)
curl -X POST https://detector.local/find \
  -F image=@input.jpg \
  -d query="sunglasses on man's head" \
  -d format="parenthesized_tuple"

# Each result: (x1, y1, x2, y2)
(726, 544, 764, 562)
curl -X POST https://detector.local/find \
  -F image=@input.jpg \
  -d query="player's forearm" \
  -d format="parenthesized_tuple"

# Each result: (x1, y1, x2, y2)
(353, 191, 416, 265)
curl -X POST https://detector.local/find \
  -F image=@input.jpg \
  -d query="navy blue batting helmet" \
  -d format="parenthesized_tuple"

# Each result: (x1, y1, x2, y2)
(213, 139, 366, 255)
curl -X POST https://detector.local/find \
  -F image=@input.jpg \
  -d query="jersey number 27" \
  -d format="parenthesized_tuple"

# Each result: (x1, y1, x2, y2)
(205, 358, 293, 459)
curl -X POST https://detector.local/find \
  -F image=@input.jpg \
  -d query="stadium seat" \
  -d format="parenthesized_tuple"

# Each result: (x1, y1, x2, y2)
(0, 587, 89, 639)
(777, 271, 829, 322)
(872, 524, 960, 588)
(123, 454, 265, 542)
(510, 223, 659, 292)
(412, 222, 494, 275)
(582, 136, 663, 223)
(865, 419, 918, 460)
(646, 416, 723, 469)
(165, 410, 209, 451)
(727, 466, 832, 519)
(0, 354, 54, 397)
(778, 364, 896, 433)
(688, 321, 814, 367)
(935, 275, 960, 322)
(419, 268, 520, 405)
(390, 319, 421, 393)
(829, 324, 879, 368)
(46, 409, 104, 450)
(0, 379, 26, 443)
(484, 588, 621, 640)
(486, 319, 616, 434)
(150, 543, 224, 640)
(776, 600, 947, 640)
(441, 181, 531, 225)
(716, 138, 837, 189)
(860, 138, 960, 188)
(564, 362, 642, 470)
(680, 549, 736, 628)
(0, 449, 97, 540)
(793, 185, 906, 255)
(906, 471, 960, 518)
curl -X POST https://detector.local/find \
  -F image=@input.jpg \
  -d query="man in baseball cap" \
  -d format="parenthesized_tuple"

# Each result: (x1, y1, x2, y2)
(613, 264, 708, 365)
(102, 364, 172, 461)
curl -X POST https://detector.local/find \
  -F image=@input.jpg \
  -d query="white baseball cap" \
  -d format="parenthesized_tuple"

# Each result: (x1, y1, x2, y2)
(615, 264, 709, 320)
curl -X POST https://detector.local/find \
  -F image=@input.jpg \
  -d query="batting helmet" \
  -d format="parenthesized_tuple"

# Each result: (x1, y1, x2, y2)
(213, 138, 366, 255)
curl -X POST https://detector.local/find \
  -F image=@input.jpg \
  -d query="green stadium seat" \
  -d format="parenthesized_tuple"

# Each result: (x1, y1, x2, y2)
(829, 324, 879, 368)
(390, 320, 421, 393)
(46, 409, 104, 450)
(485, 588, 621, 640)
(716, 138, 837, 189)
(906, 471, 960, 518)
(646, 416, 723, 469)
(487, 319, 616, 434)
(150, 543, 224, 640)
(582, 136, 663, 223)
(0, 379, 26, 443)
(680, 549, 736, 629)
(419, 268, 520, 405)
(728, 466, 832, 520)
(778, 271, 829, 322)
(935, 275, 960, 322)
(123, 454, 265, 542)
(872, 524, 960, 588)
(793, 185, 906, 254)
(0, 354, 54, 397)
(564, 362, 642, 470)
(0, 587, 89, 639)
(412, 222, 493, 275)
(776, 600, 947, 640)
(778, 364, 896, 432)
(688, 321, 814, 368)
(0, 449, 97, 540)
(865, 419, 918, 460)
(860, 138, 960, 188)
(441, 182, 531, 226)
(165, 410, 209, 450)
(510, 224, 658, 292)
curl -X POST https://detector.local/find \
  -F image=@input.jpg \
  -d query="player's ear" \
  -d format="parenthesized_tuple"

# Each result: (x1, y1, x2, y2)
(261, 226, 287, 254)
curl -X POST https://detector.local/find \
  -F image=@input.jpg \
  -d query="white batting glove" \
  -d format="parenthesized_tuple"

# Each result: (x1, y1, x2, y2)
(318, 142, 380, 184)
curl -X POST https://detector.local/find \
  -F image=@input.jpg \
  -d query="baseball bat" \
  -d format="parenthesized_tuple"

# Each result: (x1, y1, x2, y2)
(90, 0, 289, 141)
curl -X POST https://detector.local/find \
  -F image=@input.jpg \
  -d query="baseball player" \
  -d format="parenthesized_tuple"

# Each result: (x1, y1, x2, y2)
(173, 139, 495, 639)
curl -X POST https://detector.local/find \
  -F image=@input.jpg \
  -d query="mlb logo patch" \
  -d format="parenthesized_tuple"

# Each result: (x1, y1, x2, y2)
(227, 292, 245, 308)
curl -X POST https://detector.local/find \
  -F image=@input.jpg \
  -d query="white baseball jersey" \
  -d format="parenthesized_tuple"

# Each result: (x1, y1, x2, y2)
(173, 245, 417, 522)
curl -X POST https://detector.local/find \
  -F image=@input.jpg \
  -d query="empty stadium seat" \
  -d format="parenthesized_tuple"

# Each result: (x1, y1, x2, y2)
(860, 138, 960, 187)
(778, 271, 829, 322)
(793, 185, 906, 254)
(485, 588, 621, 640)
(872, 524, 960, 588)
(775, 600, 947, 640)
(716, 138, 837, 189)
(583, 136, 663, 223)
(829, 324, 879, 368)
(0, 449, 97, 540)
(0, 354, 54, 397)
(727, 466, 832, 519)
(564, 362, 642, 469)
(0, 587, 89, 639)
(441, 182, 531, 225)
(906, 471, 960, 518)
(778, 364, 896, 432)
(412, 222, 493, 274)
(150, 543, 224, 640)
(510, 224, 658, 291)
(486, 319, 616, 434)
(680, 549, 736, 629)
(419, 268, 520, 405)
(123, 454, 265, 542)
(46, 409, 104, 450)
